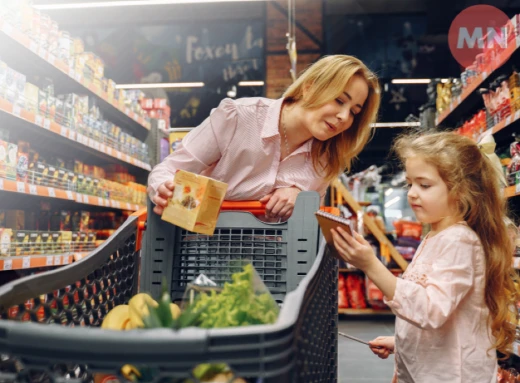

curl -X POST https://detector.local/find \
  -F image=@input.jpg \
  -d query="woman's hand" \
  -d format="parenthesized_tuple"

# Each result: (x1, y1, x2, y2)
(260, 187, 300, 221)
(331, 227, 378, 271)
(152, 180, 175, 215)
(368, 336, 395, 359)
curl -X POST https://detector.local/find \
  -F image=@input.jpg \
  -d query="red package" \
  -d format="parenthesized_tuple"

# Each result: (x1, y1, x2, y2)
(401, 221, 422, 239)
(338, 273, 349, 308)
(346, 274, 367, 309)
(366, 277, 387, 310)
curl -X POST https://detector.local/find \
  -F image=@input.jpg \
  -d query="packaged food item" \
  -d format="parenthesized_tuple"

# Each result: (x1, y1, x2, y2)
(345, 274, 367, 309)
(0, 228, 12, 256)
(161, 170, 228, 235)
(338, 273, 349, 308)
(14, 230, 29, 256)
(16, 141, 30, 183)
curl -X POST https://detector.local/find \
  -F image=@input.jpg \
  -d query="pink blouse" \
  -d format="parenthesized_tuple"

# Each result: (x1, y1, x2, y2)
(385, 222, 497, 382)
(147, 97, 330, 201)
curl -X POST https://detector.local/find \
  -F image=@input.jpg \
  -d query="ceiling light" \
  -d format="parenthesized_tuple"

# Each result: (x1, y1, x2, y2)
(384, 196, 401, 208)
(238, 81, 265, 86)
(391, 79, 431, 84)
(384, 188, 394, 196)
(34, 0, 268, 10)
(371, 122, 421, 128)
(115, 82, 204, 89)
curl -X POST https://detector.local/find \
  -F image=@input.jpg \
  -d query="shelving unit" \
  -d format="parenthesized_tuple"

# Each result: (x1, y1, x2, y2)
(435, 30, 520, 127)
(0, 8, 151, 272)
(338, 308, 394, 315)
(0, 20, 151, 139)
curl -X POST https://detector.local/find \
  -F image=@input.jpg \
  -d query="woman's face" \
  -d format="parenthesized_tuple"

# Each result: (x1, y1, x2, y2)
(303, 74, 369, 141)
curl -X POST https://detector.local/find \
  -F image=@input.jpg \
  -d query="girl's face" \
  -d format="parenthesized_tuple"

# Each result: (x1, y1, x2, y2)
(405, 156, 460, 233)
(302, 74, 369, 141)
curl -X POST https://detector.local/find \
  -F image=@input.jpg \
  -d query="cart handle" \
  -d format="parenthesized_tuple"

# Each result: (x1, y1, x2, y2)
(220, 201, 267, 216)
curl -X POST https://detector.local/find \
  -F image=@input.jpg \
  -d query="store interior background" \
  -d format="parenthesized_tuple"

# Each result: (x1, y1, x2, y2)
(31, 0, 520, 231)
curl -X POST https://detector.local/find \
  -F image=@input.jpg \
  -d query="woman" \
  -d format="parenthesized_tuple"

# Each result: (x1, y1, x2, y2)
(148, 55, 380, 220)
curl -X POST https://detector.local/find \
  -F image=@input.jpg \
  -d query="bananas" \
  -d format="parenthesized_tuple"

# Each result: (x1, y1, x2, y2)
(128, 293, 159, 329)
(101, 305, 131, 330)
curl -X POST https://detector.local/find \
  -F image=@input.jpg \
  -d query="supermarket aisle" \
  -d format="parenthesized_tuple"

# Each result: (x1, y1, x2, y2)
(338, 318, 395, 382)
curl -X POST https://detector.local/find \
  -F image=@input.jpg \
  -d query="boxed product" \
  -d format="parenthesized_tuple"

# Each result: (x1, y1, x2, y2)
(28, 231, 41, 255)
(24, 82, 39, 113)
(0, 140, 7, 178)
(0, 228, 12, 256)
(14, 230, 29, 256)
(39, 231, 51, 253)
(6, 142, 18, 181)
(16, 141, 30, 183)
(50, 232, 62, 253)
(80, 211, 90, 232)
(161, 170, 228, 235)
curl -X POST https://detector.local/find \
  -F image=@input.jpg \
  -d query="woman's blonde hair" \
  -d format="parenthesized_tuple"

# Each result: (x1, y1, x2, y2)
(283, 55, 380, 181)
(393, 132, 519, 356)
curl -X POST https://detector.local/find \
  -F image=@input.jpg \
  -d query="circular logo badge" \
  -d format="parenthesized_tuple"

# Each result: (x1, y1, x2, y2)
(448, 5, 510, 68)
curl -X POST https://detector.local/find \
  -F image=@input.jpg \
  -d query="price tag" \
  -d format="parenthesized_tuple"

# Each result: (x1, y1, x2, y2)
(3, 259, 12, 271)
(35, 115, 44, 127)
(2, 23, 13, 36)
(483, 71, 487, 79)
(54, 255, 61, 265)
(125, 154, 131, 162)
(126, 202, 131, 210)
(29, 184, 37, 195)
(457, 95, 461, 104)
(0, 178, 3, 190)
(94, 142, 100, 151)
(75, 73, 82, 83)
(105, 199, 110, 207)
(12, 105, 21, 117)
(125, 108, 130, 115)
(63, 255, 70, 264)
(47, 187, 56, 197)
(515, 110, 520, 121)
(83, 194, 89, 203)
(117, 152, 122, 160)
(98, 197, 103, 205)
(88, 138, 95, 148)
(100, 144, 106, 153)
(38, 47, 46, 59)
(29, 41, 38, 53)
(22, 257, 30, 269)
(107, 148, 112, 156)
(66, 190, 74, 200)
(516, 182, 520, 195)
(69, 130, 76, 141)
(48, 54, 55, 65)
(44, 118, 51, 130)
(76, 194, 83, 203)
(60, 126, 68, 137)
(16, 182, 26, 193)
(46, 256, 53, 266)
(68, 68, 75, 78)
(449, 103, 453, 112)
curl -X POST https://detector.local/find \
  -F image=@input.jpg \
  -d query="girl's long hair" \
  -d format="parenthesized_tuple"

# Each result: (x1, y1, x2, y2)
(394, 132, 518, 356)
(283, 55, 380, 181)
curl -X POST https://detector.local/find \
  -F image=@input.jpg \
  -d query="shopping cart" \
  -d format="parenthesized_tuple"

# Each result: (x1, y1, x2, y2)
(0, 191, 338, 383)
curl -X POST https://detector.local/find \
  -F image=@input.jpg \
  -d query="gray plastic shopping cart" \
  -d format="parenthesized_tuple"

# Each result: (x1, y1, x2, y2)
(0, 191, 338, 383)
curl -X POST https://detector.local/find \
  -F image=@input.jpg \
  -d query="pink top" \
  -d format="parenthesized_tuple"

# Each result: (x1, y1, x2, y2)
(147, 97, 329, 201)
(385, 222, 497, 382)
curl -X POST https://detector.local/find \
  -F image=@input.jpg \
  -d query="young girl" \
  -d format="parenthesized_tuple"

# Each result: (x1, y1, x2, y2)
(148, 55, 380, 221)
(331, 132, 519, 382)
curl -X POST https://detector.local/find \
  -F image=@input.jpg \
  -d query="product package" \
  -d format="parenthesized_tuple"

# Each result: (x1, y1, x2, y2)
(161, 170, 228, 235)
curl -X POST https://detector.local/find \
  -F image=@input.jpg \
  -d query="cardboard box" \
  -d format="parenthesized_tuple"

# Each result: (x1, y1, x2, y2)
(14, 230, 29, 256)
(24, 82, 39, 113)
(6, 143, 17, 180)
(161, 170, 228, 235)
(0, 228, 12, 256)
(40, 232, 51, 253)
(28, 231, 41, 255)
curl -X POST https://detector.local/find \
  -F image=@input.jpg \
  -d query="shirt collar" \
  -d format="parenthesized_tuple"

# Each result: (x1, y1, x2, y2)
(261, 98, 284, 139)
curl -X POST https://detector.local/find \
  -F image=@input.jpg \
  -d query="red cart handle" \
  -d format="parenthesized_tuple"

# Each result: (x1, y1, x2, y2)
(220, 201, 267, 216)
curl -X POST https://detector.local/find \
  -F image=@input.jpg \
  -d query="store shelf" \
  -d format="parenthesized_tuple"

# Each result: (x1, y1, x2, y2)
(435, 32, 520, 126)
(0, 98, 151, 172)
(0, 177, 143, 211)
(338, 308, 394, 315)
(506, 185, 520, 199)
(0, 253, 81, 271)
(0, 20, 151, 139)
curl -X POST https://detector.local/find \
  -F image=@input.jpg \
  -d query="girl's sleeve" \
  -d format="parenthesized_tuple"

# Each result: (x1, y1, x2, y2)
(147, 98, 238, 200)
(384, 228, 480, 330)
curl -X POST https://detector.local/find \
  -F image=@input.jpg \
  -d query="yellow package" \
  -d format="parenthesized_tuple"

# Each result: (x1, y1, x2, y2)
(161, 170, 228, 235)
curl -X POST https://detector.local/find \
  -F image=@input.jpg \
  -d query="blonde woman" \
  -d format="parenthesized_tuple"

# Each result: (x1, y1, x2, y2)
(148, 55, 381, 220)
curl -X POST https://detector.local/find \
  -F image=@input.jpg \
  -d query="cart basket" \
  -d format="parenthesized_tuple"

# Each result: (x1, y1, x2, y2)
(0, 191, 338, 383)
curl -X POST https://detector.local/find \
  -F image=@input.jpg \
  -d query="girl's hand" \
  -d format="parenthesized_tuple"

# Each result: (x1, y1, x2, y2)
(368, 336, 395, 360)
(152, 180, 175, 215)
(260, 187, 300, 221)
(331, 227, 378, 271)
